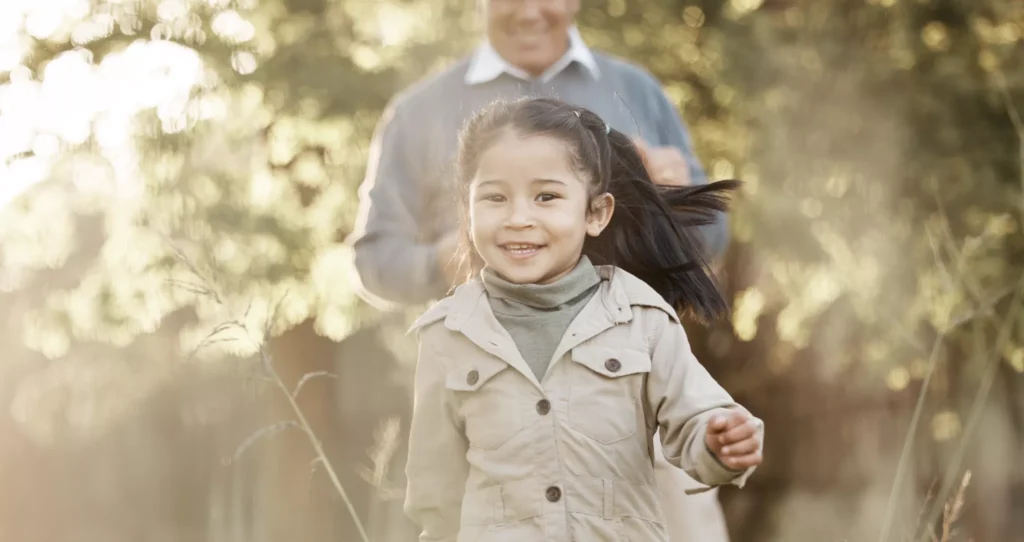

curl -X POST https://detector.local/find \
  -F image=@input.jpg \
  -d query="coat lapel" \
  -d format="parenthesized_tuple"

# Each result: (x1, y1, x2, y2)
(546, 270, 635, 373)
(443, 282, 543, 391)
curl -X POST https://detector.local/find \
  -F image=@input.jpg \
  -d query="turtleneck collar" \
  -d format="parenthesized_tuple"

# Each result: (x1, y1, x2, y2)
(481, 256, 601, 310)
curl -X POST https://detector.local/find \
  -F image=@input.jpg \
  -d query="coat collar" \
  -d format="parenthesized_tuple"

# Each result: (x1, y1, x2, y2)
(409, 266, 678, 333)
(409, 266, 679, 391)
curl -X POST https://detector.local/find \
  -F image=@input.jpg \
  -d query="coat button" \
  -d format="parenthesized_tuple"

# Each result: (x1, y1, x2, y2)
(604, 358, 622, 372)
(545, 486, 562, 502)
(466, 370, 479, 385)
(536, 399, 551, 415)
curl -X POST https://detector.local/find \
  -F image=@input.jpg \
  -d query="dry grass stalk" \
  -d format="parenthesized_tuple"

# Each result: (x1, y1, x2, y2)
(166, 245, 370, 542)
(881, 64, 1024, 541)
(361, 416, 405, 539)
(925, 470, 971, 542)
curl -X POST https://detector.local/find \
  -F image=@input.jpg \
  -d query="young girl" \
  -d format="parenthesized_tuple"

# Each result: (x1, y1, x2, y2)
(404, 98, 763, 541)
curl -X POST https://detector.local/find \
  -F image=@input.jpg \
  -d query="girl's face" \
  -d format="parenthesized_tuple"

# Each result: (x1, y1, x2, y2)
(468, 131, 613, 285)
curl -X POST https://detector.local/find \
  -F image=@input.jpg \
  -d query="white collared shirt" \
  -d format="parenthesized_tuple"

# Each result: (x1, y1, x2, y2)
(464, 26, 601, 85)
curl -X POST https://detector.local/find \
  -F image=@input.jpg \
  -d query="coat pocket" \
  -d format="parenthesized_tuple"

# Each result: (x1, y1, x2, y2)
(445, 358, 524, 450)
(567, 345, 651, 444)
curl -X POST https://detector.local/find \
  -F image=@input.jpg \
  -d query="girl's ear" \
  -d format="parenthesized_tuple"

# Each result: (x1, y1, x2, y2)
(586, 193, 615, 237)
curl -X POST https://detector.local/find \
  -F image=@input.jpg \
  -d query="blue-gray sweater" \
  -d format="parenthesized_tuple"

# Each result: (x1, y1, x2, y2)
(349, 53, 729, 308)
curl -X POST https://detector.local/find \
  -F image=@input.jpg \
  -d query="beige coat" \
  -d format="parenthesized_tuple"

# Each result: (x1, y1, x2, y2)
(405, 266, 761, 542)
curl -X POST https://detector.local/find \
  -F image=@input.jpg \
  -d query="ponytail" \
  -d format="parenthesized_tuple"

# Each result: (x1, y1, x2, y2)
(582, 128, 741, 324)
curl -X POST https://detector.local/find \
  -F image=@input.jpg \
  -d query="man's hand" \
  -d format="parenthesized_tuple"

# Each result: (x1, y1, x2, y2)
(633, 138, 692, 187)
(704, 410, 763, 471)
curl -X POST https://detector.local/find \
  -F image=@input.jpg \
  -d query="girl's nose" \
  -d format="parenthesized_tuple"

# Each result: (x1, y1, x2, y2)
(505, 200, 535, 229)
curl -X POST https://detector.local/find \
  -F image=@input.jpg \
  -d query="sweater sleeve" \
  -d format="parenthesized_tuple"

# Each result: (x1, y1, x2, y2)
(348, 100, 451, 309)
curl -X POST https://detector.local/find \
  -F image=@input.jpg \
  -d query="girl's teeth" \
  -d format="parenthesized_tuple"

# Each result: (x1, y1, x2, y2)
(506, 245, 539, 253)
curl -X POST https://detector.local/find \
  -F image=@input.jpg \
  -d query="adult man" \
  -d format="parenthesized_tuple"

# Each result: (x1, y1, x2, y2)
(348, 1, 733, 540)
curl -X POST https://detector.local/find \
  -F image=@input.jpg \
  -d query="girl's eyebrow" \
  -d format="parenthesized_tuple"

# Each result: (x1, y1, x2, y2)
(475, 179, 506, 188)
(533, 178, 568, 186)
(475, 178, 568, 188)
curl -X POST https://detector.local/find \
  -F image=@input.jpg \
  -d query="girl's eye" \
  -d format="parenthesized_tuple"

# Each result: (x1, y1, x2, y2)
(479, 194, 505, 203)
(537, 193, 561, 202)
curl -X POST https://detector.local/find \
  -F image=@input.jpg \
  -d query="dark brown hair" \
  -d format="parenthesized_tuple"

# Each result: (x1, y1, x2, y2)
(452, 97, 741, 323)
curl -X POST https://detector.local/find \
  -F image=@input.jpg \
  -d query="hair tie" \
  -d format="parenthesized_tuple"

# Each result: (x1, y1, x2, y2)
(605, 124, 611, 135)
(573, 110, 581, 118)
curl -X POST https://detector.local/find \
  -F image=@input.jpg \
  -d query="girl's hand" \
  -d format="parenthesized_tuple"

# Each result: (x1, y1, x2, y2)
(704, 410, 764, 471)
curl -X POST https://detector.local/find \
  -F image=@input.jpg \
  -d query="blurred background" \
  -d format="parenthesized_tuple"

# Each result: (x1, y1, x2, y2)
(1, 0, 1022, 541)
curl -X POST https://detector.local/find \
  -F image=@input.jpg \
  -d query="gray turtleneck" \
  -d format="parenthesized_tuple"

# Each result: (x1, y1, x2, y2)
(481, 257, 601, 380)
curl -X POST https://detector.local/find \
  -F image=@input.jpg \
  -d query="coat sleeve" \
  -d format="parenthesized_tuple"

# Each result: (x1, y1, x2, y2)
(347, 100, 451, 309)
(643, 310, 760, 490)
(404, 334, 469, 542)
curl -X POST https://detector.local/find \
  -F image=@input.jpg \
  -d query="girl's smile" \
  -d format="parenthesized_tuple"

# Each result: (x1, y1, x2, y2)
(499, 243, 545, 259)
